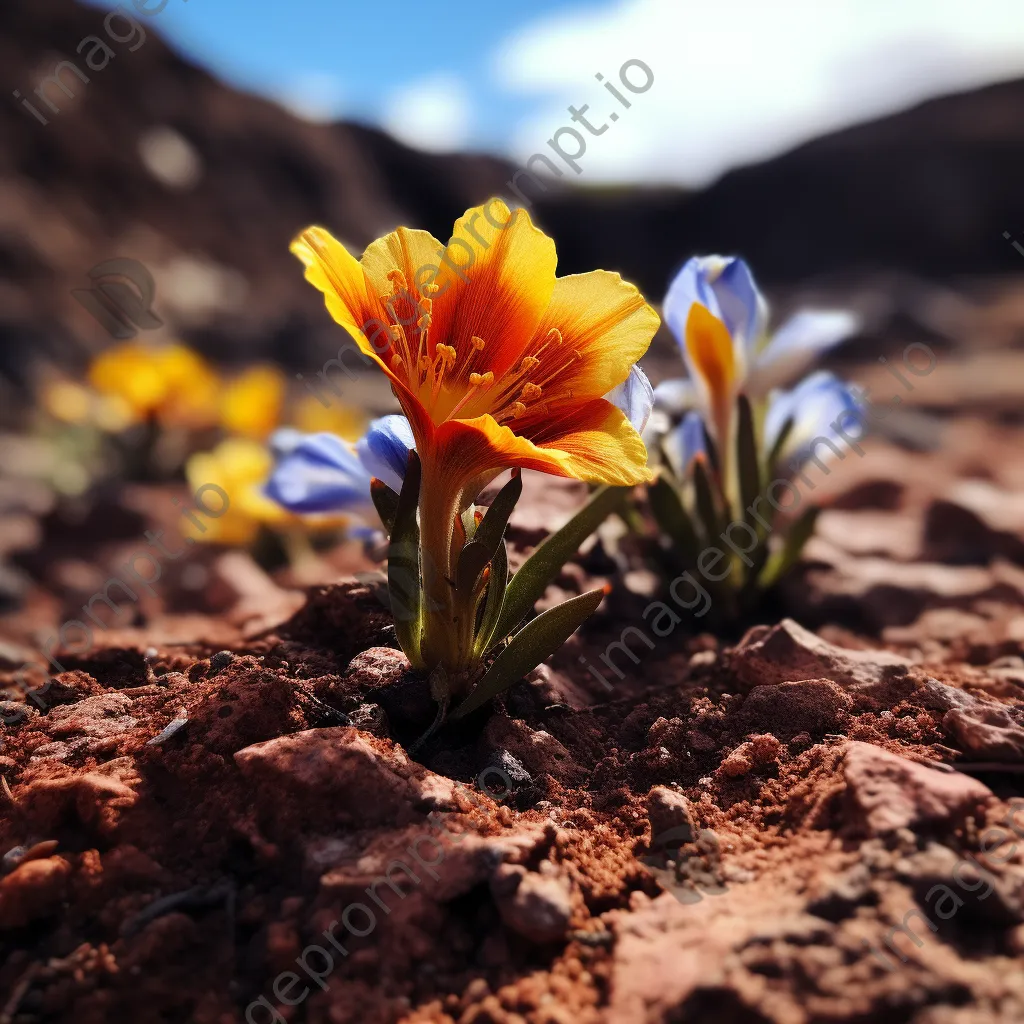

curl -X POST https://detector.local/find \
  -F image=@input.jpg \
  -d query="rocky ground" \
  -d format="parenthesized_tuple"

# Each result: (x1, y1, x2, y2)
(2, 287, 1024, 1022)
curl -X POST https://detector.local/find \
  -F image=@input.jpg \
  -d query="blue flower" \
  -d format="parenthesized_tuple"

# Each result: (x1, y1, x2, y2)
(606, 363, 654, 434)
(265, 432, 374, 515)
(266, 414, 417, 526)
(765, 372, 864, 466)
(354, 414, 415, 493)
(661, 410, 708, 478)
(656, 255, 860, 426)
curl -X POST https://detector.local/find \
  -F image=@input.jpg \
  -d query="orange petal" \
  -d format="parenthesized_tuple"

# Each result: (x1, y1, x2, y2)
(430, 200, 557, 382)
(685, 302, 735, 408)
(429, 399, 652, 493)
(532, 270, 660, 401)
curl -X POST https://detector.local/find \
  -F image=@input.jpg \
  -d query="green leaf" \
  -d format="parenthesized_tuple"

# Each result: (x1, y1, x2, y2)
(736, 394, 762, 533)
(456, 471, 522, 595)
(692, 458, 720, 542)
(451, 587, 605, 720)
(387, 452, 423, 666)
(648, 474, 701, 564)
(490, 484, 625, 644)
(760, 505, 820, 589)
(766, 416, 795, 481)
(474, 537, 508, 656)
(370, 479, 400, 535)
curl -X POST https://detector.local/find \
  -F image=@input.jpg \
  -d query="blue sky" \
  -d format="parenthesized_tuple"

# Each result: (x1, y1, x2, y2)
(90, 0, 594, 151)
(90, 0, 1024, 187)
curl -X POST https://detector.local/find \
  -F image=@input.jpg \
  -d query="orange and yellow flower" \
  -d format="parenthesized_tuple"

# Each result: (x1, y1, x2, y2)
(291, 200, 658, 500)
(292, 199, 659, 670)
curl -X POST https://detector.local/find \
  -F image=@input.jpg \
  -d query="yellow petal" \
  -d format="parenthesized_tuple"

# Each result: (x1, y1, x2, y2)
(291, 227, 392, 365)
(532, 270, 660, 401)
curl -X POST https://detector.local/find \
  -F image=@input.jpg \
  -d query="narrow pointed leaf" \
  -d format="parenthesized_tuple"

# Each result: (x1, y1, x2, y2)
(387, 452, 422, 665)
(736, 395, 762, 533)
(474, 538, 508, 656)
(760, 505, 820, 589)
(370, 478, 400, 535)
(766, 416, 795, 480)
(451, 587, 605, 720)
(648, 474, 701, 565)
(491, 485, 625, 644)
(692, 458, 720, 542)
(456, 471, 522, 595)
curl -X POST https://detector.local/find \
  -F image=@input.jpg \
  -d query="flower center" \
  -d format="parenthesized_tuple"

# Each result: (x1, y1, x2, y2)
(376, 275, 583, 427)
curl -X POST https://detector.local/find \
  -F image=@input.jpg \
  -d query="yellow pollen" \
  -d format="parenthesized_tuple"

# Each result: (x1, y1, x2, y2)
(471, 336, 486, 351)
(391, 354, 404, 370)
(425, 283, 440, 295)
(386, 270, 408, 292)
(546, 328, 563, 345)
(511, 402, 527, 418)
(390, 325, 404, 341)
(520, 382, 543, 401)
(436, 344, 457, 367)
(469, 371, 494, 387)
(520, 356, 541, 373)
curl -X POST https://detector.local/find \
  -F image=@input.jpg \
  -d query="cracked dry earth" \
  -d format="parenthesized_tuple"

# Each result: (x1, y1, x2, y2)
(2, 408, 1024, 1022)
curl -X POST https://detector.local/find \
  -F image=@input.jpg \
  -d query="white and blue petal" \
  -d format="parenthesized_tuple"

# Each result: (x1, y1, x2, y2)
(663, 255, 767, 356)
(265, 432, 373, 514)
(751, 310, 861, 396)
(765, 371, 864, 464)
(663, 410, 708, 478)
(709, 257, 768, 354)
(354, 414, 415, 493)
(606, 363, 654, 434)
(652, 377, 698, 416)
(268, 427, 306, 458)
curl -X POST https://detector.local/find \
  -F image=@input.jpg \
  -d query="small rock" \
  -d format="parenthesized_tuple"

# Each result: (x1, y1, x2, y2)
(209, 651, 235, 673)
(234, 728, 457, 834)
(478, 716, 582, 785)
(45, 693, 136, 740)
(843, 741, 992, 835)
(916, 679, 1024, 762)
(740, 678, 854, 738)
(0, 701, 35, 726)
(0, 855, 71, 928)
(646, 787, 695, 845)
(490, 862, 573, 943)
(731, 619, 914, 698)
(718, 749, 753, 778)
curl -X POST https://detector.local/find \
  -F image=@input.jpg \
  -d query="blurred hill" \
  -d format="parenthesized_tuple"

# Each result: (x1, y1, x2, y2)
(2, 0, 1024, 397)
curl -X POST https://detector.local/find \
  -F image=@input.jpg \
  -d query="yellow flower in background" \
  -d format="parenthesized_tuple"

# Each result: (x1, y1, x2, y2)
(291, 393, 368, 441)
(184, 438, 352, 546)
(220, 365, 287, 439)
(88, 341, 220, 429)
(40, 378, 136, 433)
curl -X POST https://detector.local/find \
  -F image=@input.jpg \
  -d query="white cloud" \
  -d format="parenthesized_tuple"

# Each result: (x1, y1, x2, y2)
(278, 72, 347, 123)
(492, 0, 1024, 186)
(382, 73, 473, 153)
